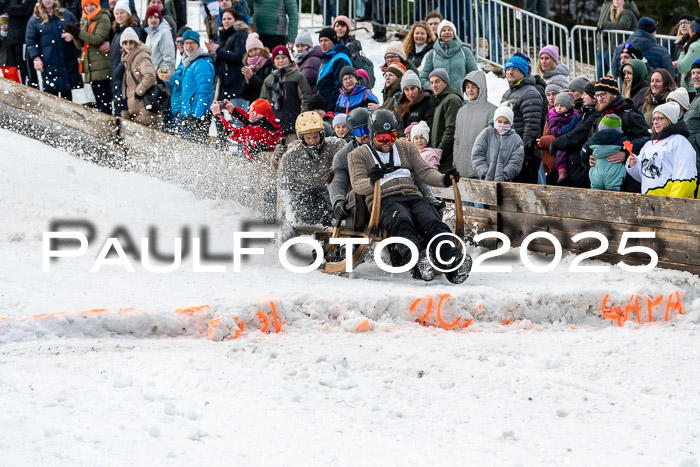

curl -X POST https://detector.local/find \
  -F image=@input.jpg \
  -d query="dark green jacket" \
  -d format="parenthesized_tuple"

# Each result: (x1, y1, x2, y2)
(430, 85, 463, 172)
(253, 0, 298, 42)
(684, 95, 700, 173)
(73, 8, 111, 82)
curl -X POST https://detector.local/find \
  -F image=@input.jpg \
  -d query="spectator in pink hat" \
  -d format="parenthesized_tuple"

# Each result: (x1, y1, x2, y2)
(537, 45, 570, 87)
(240, 32, 272, 102)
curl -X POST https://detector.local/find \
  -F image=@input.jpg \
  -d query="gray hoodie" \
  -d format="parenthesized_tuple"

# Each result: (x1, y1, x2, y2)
(453, 70, 497, 178)
(146, 20, 176, 71)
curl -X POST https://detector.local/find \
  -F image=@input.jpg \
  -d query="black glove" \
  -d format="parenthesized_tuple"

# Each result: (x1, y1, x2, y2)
(442, 168, 460, 187)
(523, 141, 534, 164)
(368, 166, 383, 185)
(134, 92, 143, 100)
(333, 201, 349, 223)
(63, 22, 81, 37)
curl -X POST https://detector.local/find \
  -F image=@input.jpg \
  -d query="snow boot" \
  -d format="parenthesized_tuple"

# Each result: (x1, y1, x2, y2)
(445, 252, 473, 284)
(414, 249, 435, 282)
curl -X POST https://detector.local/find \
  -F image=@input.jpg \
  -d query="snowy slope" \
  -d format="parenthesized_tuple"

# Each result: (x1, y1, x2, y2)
(2, 91, 700, 464)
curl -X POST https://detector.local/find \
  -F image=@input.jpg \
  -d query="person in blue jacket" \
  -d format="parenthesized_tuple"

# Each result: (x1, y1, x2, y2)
(316, 27, 351, 113)
(159, 29, 215, 144)
(611, 17, 675, 80)
(334, 66, 379, 115)
(25, 0, 81, 99)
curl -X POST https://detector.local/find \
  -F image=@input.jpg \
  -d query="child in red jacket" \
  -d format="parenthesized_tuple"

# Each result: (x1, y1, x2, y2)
(212, 98, 282, 160)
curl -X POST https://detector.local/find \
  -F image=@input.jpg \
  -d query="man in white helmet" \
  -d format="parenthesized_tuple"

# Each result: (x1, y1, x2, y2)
(277, 111, 347, 226)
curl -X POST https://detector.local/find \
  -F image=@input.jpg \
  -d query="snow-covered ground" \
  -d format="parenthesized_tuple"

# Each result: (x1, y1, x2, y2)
(2, 126, 700, 465)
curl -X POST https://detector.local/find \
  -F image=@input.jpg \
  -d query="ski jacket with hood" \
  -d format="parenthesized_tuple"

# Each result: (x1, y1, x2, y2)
(419, 37, 478, 90)
(621, 59, 649, 111)
(540, 63, 570, 87)
(626, 121, 698, 198)
(611, 28, 674, 79)
(334, 83, 379, 115)
(296, 45, 323, 91)
(73, 7, 112, 82)
(121, 42, 160, 126)
(317, 43, 352, 112)
(453, 70, 497, 178)
(471, 124, 525, 182)
(431, 84, 463, 172)
(175, 47, 214, 119)
(145, 19, 175, 71)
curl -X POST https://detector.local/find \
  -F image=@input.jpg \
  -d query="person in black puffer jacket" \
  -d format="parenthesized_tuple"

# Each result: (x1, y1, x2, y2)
(394, 70, 435, 135)
(207, 8, 248, 104)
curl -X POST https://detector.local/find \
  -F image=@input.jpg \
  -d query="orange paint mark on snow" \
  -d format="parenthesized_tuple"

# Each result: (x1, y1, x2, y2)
(602, 291, 684, 326)
(355, 319, 372, 332)
(257, 302, 283, 334)
(175, 305, 211, 315)
(664, 291, 683, 321)
(435, 294, 459, 329)
(646, 295, 664, 323)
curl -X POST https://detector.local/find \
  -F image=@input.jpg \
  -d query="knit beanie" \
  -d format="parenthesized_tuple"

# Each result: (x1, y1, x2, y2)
(401, 70, 421, 89)
(332, 113, 347, 127)
(569, 76, 590, 93)
(119, 27, 140, 44)
(386, 62, 407, 80)
(691, 18, 700, 34)
(598, 114, 623, 133)
(0, 13, 7, 25)
(637, 17, 658, 33)
(410, 120, 430, 140)
(113, 0, 130, 14)
(333, 15, 352, 31)
(384, 41, 407, 61)
(620, 43, 643, 60)
(584, 83, 595, 99)
(538, 45, 559, 64)
(295, 29, 313, 47)
(505, 54, 529, 76)
(251, 98, 271, 116)
(271, 44, 291, 60)
(667, 87, 691, 110)
(182, 29, 200, 45)
(554, 92, 574, 110)
(437, 19, 456, 38)
(545, 83, 563, 94)
(246, 32, 263, 51)
(304, 94, 327, 111)
(653, 102, 680, 124)
(145, 5, 161, 21)
(340, 65, 357, 80)
(82, 0, 99, 9)
(356, 69, 370, 84)
(429, 68, 450, 85)
(680, 14, 695, 23)
(318, 27, 338, 44)
(692, 58, 700, 71)
(493, 105, 514, 124)
(595, 76, 620, 95)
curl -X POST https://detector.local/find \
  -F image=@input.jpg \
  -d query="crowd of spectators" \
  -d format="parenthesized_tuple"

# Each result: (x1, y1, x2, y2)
(0, 0, 698, 200)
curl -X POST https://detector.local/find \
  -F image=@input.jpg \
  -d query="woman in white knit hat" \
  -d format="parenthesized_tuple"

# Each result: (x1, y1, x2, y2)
(626, 102, 698, 198)
(110, 0, 144, 115)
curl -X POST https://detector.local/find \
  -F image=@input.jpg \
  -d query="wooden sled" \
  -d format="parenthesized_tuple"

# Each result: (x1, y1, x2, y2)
(296, 176, 464, 275)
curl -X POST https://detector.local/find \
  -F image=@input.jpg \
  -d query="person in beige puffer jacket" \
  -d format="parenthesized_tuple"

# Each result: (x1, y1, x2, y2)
(120, 27, 161, 128)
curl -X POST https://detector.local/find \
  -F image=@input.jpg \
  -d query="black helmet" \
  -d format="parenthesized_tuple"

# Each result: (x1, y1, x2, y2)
(368, 109, 398, 137)
(347, 107, 370, 131)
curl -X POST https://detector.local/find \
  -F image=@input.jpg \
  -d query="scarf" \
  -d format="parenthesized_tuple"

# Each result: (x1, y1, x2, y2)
(247, 55, 267, 73)
(182, 46, 207, 67)
(269, 64, 292, 111)
(79, 6, 102, 73)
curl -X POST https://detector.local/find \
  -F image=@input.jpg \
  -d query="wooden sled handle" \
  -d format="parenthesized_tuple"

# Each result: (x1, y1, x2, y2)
(451, 175, 464, 239)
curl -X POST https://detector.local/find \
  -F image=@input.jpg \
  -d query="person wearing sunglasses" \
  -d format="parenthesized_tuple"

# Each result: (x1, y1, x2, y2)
(328, 108, 441, 227)
(347, 109, 470, 284)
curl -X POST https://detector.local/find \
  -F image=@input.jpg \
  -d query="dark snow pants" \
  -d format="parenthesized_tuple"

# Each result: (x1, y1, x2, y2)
(379, 194, 460, 266)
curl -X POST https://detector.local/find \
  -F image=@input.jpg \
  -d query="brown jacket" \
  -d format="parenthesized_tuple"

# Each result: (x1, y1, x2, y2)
(122, 43, 159, 127)
(348, 138, 445, 208)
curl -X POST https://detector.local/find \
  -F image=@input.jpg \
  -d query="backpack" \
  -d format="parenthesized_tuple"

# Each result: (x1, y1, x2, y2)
(345, 38, 375, 88)
(360, 55, 376, 88)
(129, 66, 171, 113)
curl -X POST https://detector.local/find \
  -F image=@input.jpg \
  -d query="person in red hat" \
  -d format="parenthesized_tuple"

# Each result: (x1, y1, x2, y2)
(259, 44, 311, 136)
(144, 4, 174, 71)
(211, 97, 282, 160)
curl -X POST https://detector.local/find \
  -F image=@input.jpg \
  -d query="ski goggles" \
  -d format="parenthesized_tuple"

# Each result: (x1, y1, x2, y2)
(352, 126, 370, 137)
(374, 131, 398, 144)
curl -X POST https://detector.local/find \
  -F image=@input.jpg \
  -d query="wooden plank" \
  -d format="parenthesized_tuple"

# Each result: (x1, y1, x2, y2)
(497, 210, 700, 273)
(498, 181, 700, 232)
(432, 178, 498, 205)
(0, 77, 117, 141)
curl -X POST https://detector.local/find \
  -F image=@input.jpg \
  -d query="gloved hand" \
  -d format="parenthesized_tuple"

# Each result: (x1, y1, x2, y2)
(442, 168, 460, 187)
(368, 166, 383, 185)
(63, 22, 81, 37)
(523, 141, 534, 164)
(134, 92, 143, 100)
(333, 201, 349, 223)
